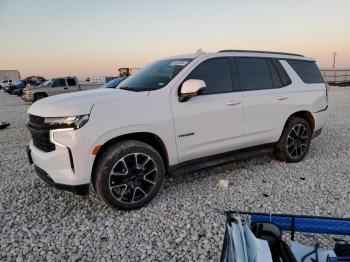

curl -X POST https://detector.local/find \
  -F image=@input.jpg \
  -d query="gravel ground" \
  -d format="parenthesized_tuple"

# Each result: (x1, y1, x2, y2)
(0, 88, 350, 261)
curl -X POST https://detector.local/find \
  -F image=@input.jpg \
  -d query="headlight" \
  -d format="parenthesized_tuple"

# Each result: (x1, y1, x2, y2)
(44, 115, 89, 129)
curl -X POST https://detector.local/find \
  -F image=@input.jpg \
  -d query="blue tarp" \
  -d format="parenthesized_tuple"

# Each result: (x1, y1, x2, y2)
(251, 215, 350, 235)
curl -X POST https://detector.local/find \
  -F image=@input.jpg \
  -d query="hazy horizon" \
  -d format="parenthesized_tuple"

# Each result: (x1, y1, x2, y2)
(1, 0, 349, 79)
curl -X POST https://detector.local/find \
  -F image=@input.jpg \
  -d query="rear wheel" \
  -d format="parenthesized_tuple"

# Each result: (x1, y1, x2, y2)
(94, 140, 165, 209)
(275, 117, 311, 162)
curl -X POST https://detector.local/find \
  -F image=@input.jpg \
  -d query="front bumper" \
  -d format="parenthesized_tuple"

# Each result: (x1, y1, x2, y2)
(34, 164, 89, 195)
(26, 112, 98, 187)
(26, 146, 89, 195)
(22, 91, 33, 102)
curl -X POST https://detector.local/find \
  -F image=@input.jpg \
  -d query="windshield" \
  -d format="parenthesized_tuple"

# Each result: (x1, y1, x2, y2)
(39, 80, 52, 87)
(118, 58, 193, 91)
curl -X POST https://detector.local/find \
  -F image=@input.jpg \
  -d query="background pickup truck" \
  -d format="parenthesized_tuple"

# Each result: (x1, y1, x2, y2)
(22, 77, 99, 102)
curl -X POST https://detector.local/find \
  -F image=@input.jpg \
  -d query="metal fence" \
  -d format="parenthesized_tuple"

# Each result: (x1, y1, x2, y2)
(320, 69, 350, 85)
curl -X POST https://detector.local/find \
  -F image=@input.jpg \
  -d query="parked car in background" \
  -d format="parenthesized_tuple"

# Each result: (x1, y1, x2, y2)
(118, 68, 140, 77)
(22, 76, 80, 102)
(7, 80, 25, 94)
(3, 86, 10, 93)
(26, 50, 328, 209)
(3, 84, 13, 93)
(14, 76, 47, 96)
(23, 76, 47, 86)
(0, 79, 13, 89)
(100, 77, 127, 88)
(13, 88, 24, 96)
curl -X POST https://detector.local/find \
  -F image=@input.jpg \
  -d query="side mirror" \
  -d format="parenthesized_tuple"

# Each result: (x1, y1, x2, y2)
(179, 79, 206, 102)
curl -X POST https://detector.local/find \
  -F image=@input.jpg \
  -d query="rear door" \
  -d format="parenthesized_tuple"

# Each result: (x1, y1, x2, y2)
(66, 78, 80, 92)
(237, 57, 294, 147)
(50, 78, 68, 96)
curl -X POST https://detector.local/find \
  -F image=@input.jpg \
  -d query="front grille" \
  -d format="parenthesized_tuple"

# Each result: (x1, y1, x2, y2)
(29, 114, 45, 125)
(27, 115, 56, 152)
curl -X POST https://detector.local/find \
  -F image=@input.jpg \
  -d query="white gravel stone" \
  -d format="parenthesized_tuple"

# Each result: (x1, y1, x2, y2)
(1, 87, 350, 260)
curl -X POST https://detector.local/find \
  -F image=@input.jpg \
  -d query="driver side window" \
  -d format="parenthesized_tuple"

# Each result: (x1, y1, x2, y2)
(52, 79, 66, 87)
(185, 58, 233, 95)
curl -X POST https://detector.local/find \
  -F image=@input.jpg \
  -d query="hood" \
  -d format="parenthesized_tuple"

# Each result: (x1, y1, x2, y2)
(28, 88, 149, 117)
(30, 85, 44, 89)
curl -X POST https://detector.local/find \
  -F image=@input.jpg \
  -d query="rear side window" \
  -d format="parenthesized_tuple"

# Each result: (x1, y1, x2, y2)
(186, 58, 233, 95)
(287, 60, 324, 83)
(236, 57, 274, 91)
(67, 78, 76, 86)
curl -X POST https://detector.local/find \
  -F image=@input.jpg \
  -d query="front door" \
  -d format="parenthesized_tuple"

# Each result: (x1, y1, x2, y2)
(50, 78, 68, 95)
(171, 57, 244, 162)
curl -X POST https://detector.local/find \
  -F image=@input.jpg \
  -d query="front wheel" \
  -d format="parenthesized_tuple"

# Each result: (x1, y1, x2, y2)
(94, 140, 165, 210)
(275, 117, 312, 162)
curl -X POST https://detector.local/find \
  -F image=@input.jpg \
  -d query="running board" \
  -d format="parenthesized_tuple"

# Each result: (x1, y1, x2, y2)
(168, 144, 275, 176)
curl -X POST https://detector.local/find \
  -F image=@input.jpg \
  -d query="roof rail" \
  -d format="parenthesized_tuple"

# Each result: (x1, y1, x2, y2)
(218, 50, 304, 57)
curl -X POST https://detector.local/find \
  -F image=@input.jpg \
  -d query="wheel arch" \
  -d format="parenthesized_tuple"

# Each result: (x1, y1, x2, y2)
(284, 110, 315, 134)
(34, 92, 48, 99)
(91, 132, 169, 185)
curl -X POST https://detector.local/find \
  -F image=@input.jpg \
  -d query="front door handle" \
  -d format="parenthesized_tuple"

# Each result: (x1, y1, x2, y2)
(277, 96, 288, 101)
(64, 87, 68, 90)
(225, 100, 241, 106)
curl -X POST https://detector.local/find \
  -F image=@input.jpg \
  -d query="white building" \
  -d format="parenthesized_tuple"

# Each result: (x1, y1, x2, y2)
(0, 70, 20, 82)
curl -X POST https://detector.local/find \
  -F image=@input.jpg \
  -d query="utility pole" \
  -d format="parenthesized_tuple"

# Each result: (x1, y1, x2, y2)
(332, 52, 337, 70)
(332, 52, 337, 84)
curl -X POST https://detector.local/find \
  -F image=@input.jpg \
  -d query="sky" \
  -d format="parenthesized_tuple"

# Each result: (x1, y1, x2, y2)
(0, 0, 349, 79)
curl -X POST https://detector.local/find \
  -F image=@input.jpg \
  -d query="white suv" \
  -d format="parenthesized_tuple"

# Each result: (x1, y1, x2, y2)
(26, 50, 328, 209)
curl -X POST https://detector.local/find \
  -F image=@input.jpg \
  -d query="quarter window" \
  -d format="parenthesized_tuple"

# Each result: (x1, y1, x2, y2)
(52, 79, 66, 87)
(272, 59, 291, 86)
(185, 58, 233, 95)
(287, 60, 324, 83)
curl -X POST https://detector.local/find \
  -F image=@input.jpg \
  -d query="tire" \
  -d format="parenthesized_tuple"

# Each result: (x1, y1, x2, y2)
(33, 93, 47, 102)
(94, 140, 165, 210)
(275, 117, 312, 163)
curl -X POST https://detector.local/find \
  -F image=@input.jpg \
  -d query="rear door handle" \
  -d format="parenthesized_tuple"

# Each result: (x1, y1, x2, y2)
(277, 96, 288, 101)
(225, 100, 241, 106)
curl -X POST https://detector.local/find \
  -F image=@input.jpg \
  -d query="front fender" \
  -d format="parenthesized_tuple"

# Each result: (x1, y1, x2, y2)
(90, 124, 178, 166)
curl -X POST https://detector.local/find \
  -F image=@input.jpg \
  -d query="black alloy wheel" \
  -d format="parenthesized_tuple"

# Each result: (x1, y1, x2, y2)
(108, 153, 158, 204)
